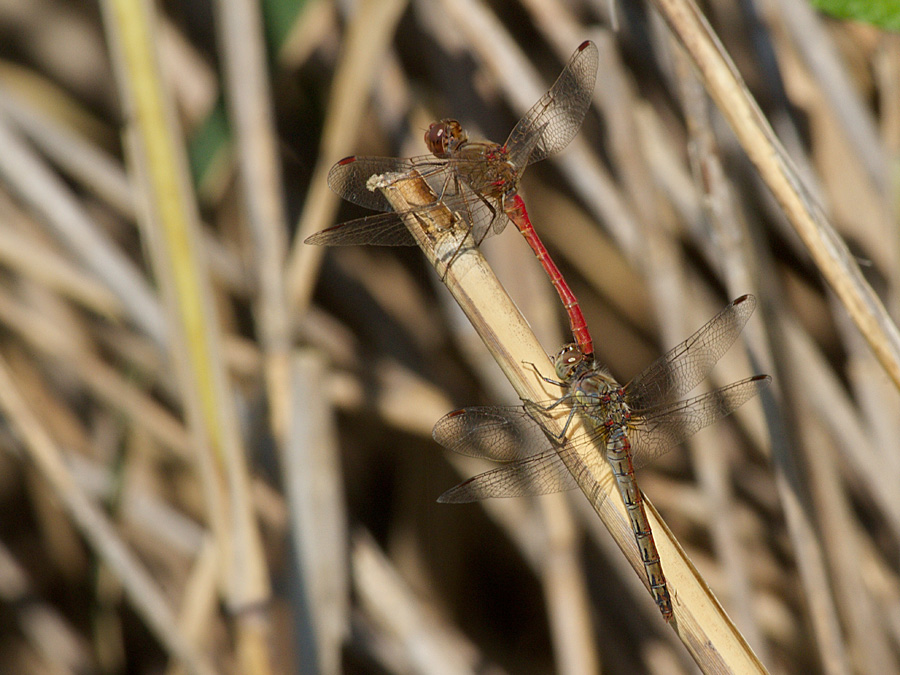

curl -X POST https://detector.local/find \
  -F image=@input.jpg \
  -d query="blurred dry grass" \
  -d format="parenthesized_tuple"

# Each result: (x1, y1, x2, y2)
(0, 0, 898, 673)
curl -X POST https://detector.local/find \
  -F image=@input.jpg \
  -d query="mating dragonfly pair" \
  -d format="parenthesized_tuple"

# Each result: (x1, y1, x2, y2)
(306, 41, 770, 622)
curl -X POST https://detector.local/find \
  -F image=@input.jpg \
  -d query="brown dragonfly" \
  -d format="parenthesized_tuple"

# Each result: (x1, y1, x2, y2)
(433, 295, 771, 621)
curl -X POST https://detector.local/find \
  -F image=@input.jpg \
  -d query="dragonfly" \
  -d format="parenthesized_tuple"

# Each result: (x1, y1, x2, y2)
(306, 41, 600, 358)
(432, 295, 771, 622)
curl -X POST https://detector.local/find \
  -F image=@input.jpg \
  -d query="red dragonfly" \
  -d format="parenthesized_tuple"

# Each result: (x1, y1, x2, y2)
(307, 41, 599, 357)
(432, 295, 771, 621)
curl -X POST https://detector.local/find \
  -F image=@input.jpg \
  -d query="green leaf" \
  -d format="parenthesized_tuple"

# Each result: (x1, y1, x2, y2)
(809, 0, 900, 31)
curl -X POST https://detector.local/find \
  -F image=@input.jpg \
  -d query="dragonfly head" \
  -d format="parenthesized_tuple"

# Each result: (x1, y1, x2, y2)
(425, 119, 467, 158)
(553, 343, 589, 381)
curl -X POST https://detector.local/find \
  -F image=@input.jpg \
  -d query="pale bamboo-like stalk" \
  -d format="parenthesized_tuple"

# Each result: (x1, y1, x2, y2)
(213, 0, 291, 441)
(378, 171, 766, 674)
(98, 0, 273, 670)
(648, 0, 900, 393)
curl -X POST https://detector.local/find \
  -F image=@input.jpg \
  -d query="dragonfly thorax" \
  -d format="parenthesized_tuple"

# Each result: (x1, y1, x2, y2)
(572, 381, 630, 429)
(461, 146, 517, 198)
(553, 343, 628, 422)
(425, 120, 519, 200)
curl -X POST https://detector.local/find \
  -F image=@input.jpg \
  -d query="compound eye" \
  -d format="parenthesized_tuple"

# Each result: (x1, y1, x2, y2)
(552, 343, 588, 380)
(552, 344, 581, 380)
(424, 119, 468, 159)
(424, 123, 448, 156)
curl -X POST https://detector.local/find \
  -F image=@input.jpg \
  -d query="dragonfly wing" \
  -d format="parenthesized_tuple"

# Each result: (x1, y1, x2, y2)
(432, 406, 555, 462)
(326, 154, 509, 247)
(304, 211, 417, 246)
(327, 155, 448, 212)
(437, 450, 578, 502)
(505, 40, 599, 169)
(434, 401, 622, 502)
(629, 375, 771, 469)
(626, 295, 758, 410)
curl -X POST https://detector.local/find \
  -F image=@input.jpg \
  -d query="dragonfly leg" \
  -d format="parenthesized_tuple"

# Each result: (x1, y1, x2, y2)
(553, 402, 579, 442)
(522, 394, 578, 444)
(473, 189, 501, 244)
(523, 360, 566, 388)
(435, 169, 456, 203)
(436, 174, 477, 279)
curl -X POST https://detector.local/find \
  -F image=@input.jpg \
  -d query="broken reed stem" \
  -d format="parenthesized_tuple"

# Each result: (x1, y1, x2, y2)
(376, 170, 767, 674)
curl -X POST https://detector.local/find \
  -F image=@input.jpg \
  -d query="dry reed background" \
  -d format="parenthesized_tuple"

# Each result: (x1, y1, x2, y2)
(0, 0, 898, 673)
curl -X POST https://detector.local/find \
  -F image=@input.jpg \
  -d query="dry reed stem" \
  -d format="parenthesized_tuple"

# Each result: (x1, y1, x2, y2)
(0, 115, 165, 345)
(286, 352, 348, 675)
(213, 0, 291, 442)
(164, 538, 219, 675)
(0, 220, 122, 318)
(0, 349, 216, 675)
(351, 529, 487, 674)
(537, 492, 602, 675)
(456, 209, 601, 672)
(286, 0, 409, 312)
(0, 84, 135, 217)
(775, 0, 885, 194)
(675, 42, 769, 658)
(650, 0, 900, 392)
(98, 0, 272, 670)
(645, 1, 900, 667)
(379, 170, 766, 673)
(0, 285, 193, 458)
